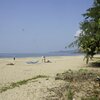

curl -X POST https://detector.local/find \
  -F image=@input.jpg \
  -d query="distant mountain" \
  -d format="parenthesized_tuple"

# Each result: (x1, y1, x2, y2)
(49, 49, 81, 54)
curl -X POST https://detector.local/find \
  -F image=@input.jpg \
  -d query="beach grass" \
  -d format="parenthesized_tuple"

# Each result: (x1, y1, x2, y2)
(55, 69, 100, 99)
(67, 87, 74, 100)
(0, 75, 49, 93)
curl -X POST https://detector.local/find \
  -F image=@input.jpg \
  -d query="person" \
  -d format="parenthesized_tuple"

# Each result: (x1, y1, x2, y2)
(46, 60, 51, 63)
(13, 57, 15, 60)
(42, 56, 46, 63)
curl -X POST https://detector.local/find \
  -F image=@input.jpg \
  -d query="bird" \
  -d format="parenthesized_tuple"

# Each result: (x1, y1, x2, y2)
(22, 28, 24, 31)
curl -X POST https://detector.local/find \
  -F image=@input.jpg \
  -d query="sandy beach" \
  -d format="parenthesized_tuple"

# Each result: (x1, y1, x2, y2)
(0, 55, 100, 100)
(0, 56, 86, 84)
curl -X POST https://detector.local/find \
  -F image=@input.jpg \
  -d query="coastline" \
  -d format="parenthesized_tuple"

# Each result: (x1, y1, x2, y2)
(0, 50, 83, 58)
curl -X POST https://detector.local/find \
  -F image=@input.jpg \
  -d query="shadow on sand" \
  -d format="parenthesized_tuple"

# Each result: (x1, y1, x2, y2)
(89, 62, 100, 68)
(87, 57, 100, 68)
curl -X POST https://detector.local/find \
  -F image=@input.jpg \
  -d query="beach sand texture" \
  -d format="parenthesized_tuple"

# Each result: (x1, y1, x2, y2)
(0, 56, 86, 85)
(0, 55, 99, 100)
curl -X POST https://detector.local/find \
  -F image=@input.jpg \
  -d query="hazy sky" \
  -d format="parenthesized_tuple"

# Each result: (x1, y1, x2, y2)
(0, 0, 93, 53)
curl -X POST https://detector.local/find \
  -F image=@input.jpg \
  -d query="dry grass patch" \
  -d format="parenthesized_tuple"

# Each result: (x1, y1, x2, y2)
(55, 69, 100, 100)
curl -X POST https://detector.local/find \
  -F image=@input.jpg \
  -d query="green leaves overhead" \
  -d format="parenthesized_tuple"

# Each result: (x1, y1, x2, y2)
(69, 0, 100, 64)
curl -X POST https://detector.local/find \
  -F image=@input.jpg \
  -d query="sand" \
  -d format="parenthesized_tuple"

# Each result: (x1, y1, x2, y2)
(0, 55, 100, 100)
(0, 56, 86, 84)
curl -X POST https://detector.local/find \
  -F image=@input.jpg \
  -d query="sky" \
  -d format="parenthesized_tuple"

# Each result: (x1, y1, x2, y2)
(0, 0, 93, 53)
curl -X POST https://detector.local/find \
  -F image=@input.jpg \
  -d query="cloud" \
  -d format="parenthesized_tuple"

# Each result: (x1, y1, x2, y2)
(74, 30, 82, 37)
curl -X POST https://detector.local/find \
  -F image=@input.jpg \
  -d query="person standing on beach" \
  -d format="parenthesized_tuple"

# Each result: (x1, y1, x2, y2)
(13, 57, 15, 60)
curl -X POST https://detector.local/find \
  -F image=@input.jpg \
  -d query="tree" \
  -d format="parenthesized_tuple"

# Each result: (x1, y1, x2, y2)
(69, 0, 100, 64)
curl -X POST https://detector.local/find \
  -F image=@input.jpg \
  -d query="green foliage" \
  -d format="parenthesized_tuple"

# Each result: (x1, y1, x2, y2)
(69, 0, 100, 64)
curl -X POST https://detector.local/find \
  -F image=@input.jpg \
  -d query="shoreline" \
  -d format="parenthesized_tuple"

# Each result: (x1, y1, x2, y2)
(0, 51, 84, 59)
(0, 55, 84, 60)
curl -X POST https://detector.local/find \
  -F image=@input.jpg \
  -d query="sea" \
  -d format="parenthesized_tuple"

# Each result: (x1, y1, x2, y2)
(0, 50, 83, 58)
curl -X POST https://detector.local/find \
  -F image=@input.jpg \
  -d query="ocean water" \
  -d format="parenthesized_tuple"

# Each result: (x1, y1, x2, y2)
(0, 50, 83, 58)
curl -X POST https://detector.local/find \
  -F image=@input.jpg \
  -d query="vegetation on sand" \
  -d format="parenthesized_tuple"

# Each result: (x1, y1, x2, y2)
(55, 69, 100, 99)
(0, 75, 48, 93)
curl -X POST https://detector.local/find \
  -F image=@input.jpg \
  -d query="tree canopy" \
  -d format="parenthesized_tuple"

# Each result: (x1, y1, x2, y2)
(69, 0, 100, 64)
